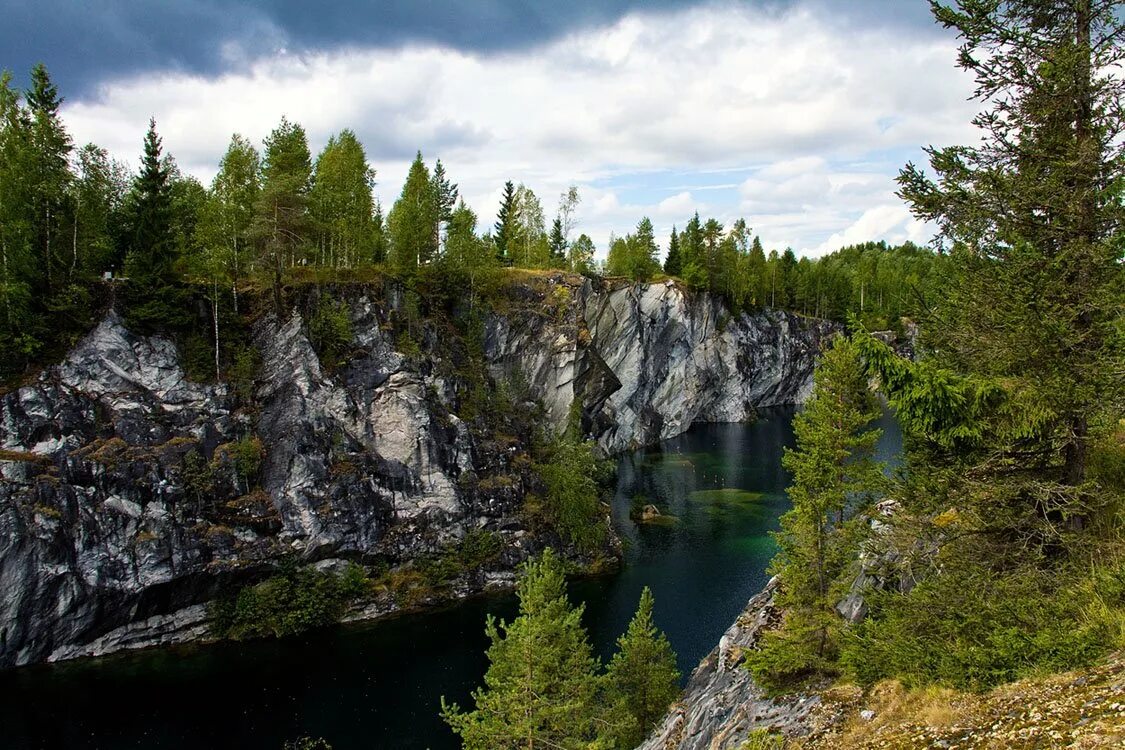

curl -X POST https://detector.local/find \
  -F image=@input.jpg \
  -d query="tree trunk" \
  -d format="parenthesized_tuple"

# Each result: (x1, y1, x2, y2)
(213, 279, 221, 382)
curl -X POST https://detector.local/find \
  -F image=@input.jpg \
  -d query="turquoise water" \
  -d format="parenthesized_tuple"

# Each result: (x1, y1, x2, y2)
(0, 407, 901, 749)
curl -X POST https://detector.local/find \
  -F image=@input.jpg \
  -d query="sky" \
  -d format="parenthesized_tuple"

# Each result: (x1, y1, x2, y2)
(2, 0, 982, 258)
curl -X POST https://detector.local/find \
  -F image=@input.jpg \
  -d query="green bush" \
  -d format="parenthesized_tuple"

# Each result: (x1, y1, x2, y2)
(212, 562, 369, 640)
(535, 437, 611, 554)
(740, 729, 785, 750)
(307, 296, 353, 369)
(840, 566, 1113, 691)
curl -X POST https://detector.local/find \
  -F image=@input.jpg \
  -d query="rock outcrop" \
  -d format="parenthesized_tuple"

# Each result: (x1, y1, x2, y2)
(638, 579, 823, 750)
(0, 278, 832, 668)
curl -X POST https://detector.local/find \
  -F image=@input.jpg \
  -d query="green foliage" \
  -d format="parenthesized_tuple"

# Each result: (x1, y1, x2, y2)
(310, 129, 376, 269)
(493, 180, 515, 262)
(211, 562, 368, 640)
(442, 549, 602, 749)
(841, 565, 1118, 692)
(122, 119, 187, 331)
(606, 217, 660, 281)
(283, 737, 332, 750)
(307, 294, 353, 369)
(443, 551, 681, 749)
(416, 529, 506, 590)
(739, 729, 785, 750)
(535, 434, 610, 554)
(748, 336, 883, 689)
(253, 116, 312, 316)
(601, 587, 681, 748)
(387, 151, 436, 274)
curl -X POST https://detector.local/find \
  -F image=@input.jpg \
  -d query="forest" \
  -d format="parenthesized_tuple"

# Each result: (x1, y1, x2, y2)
(0, 63, 937, 383)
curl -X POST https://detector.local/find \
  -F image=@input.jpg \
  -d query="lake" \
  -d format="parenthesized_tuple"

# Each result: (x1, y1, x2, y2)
(0, 406, 902, 749)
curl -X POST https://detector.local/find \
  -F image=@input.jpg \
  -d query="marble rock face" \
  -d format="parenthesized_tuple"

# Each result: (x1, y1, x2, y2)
(0, 280, 831, 668)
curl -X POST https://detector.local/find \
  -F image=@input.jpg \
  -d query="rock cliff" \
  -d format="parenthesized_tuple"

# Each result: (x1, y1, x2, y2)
(0, 277, 832, 668)
(638, 580, 822, 750)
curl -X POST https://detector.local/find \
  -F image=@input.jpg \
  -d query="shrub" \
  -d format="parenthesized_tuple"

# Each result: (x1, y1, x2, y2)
(307, 296, 353, 369)
(840, 565, 1113, 691)
(212, 562, 369, 640)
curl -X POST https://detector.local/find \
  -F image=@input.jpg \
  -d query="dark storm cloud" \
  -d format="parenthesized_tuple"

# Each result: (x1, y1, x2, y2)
(2, 0, 940, 98)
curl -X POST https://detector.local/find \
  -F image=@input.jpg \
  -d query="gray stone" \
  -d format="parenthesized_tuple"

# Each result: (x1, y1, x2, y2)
(1, 281, 831, 669)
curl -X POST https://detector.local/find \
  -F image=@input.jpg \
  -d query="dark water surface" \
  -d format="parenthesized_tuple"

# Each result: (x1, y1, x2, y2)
(1, 407, 901, 750)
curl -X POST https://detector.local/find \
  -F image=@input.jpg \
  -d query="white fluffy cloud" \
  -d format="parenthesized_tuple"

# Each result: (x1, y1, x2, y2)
(62, 2, 978, 256)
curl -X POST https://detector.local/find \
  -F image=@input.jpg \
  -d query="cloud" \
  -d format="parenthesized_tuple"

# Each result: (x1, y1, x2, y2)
(58, 2, 977, 256)
(656, 191, 699, 217)
(3, 1, 943, 97)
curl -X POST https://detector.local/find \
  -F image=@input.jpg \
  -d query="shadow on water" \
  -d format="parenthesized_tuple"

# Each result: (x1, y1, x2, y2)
(0, 406, 902, 750)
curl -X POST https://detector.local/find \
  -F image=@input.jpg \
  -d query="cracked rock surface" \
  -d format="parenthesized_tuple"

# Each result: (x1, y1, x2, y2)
(1, 279, 831, 668)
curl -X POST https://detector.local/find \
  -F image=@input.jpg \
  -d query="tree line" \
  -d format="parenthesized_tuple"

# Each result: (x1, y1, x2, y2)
(0, 63, 941, 381)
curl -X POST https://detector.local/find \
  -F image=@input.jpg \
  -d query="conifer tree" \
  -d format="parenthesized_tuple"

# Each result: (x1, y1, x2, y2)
(123, 118, 183, 329)
(602, 587, 680, 748)
(386, 151, 436, 273)
(442, 549, 600, 749)
(898, 0, 1123, 490)
(430, 158, 458, 254)
(548, 216, 567, 267)
(493, 180, 516, 262)
(663, 226, 682, 276)
(26, 63, 72, 290)
(748, 336, 882, 686)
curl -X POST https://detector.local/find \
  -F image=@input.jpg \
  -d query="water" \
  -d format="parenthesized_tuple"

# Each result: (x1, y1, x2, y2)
(0, 407, 902, 750)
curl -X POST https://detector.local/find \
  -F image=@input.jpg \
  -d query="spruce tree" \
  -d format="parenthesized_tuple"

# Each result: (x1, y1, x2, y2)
(748, 336, 882, 686)
(123, 118, 183, 330)
(430, 158, 458, 255)
(26, 64, 72, 291)
(602, 587, 681, 748)
(548, 216, 567, 267)
(898, 0, 1123, 491)
(442, 549, 600, 749)
(493, 180, 515, 262)
(663, 226, 682, 276)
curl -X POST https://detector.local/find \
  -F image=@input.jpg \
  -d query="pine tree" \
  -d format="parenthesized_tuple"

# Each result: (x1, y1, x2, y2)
(748, 336, 882, 686)
(493, 180, 515, 262)
(602, 587, 680, 748)
(123, 118, 183, 330)
(386, 151, 436, 274)
(663, 226, 681, 276)
(442, 549, 600, 749)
